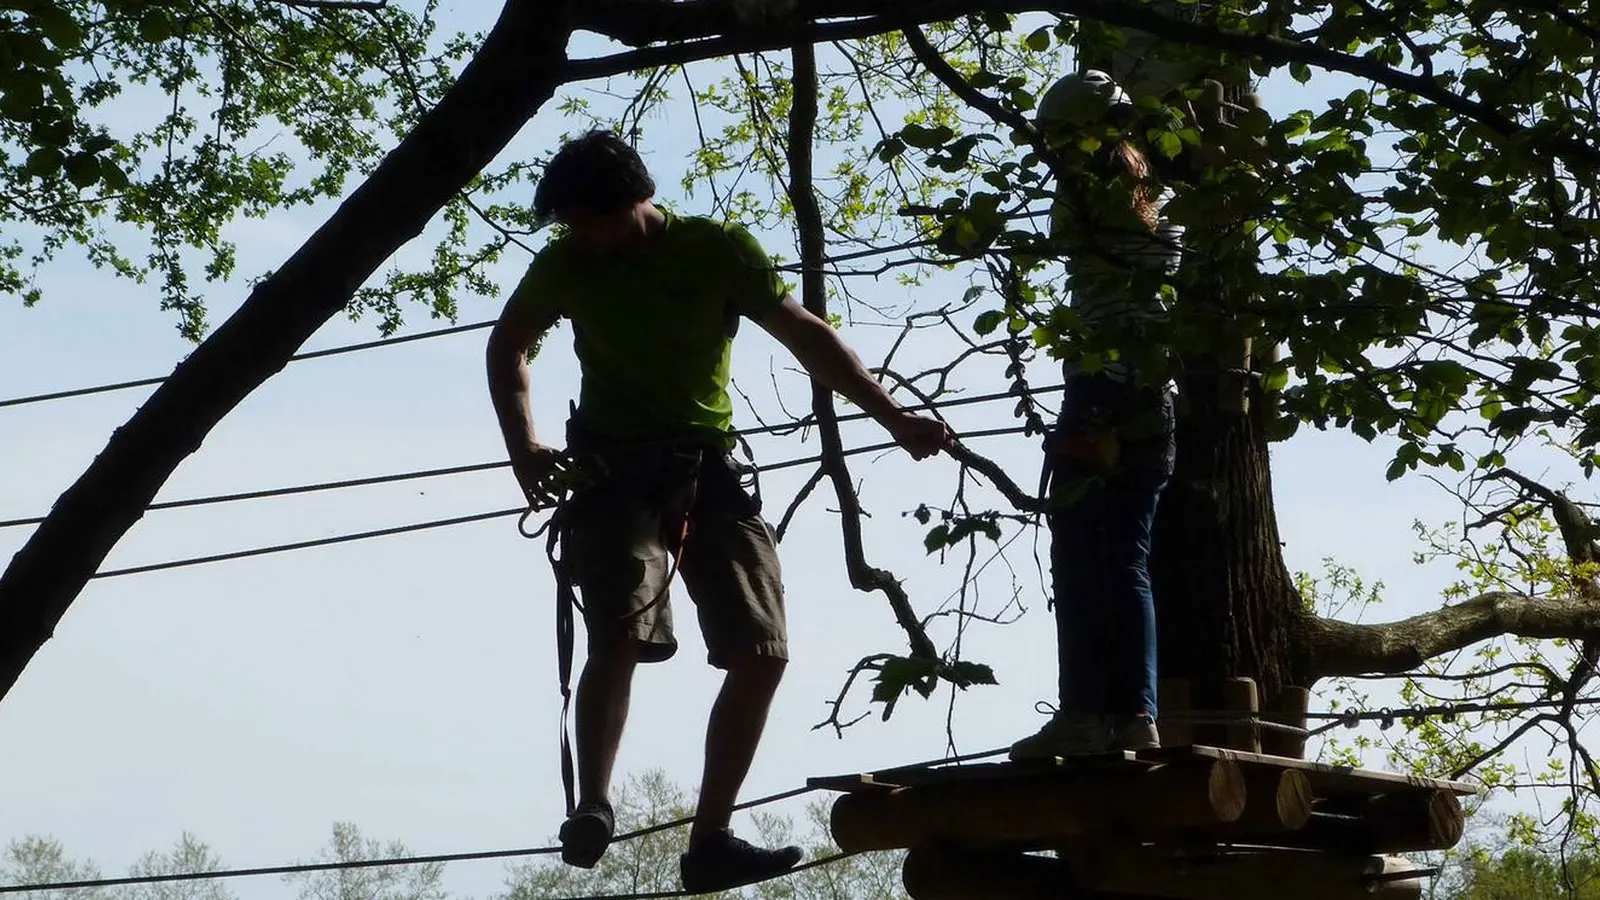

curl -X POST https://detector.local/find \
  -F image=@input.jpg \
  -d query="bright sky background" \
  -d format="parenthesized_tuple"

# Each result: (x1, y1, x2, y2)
(0, 5, 1578, 900)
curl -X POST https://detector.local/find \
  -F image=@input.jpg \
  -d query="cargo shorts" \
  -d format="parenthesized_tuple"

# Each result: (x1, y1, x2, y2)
(561, 453, 787, 669)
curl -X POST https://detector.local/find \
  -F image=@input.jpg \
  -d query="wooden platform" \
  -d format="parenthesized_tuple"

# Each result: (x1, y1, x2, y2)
(810, 745, 1478, 799)
(811, 746, 1477, 900)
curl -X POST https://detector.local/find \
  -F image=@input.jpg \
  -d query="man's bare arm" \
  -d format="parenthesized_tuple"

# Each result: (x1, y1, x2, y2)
(757, 297, 899, 417)
(756, 296, 951, 458)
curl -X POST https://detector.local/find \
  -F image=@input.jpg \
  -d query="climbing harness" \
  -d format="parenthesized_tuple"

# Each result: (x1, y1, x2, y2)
(518, 419, 764, 817)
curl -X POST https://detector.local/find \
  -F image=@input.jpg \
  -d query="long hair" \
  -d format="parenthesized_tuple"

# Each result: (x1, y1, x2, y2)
(1105, 139, 1160, 231)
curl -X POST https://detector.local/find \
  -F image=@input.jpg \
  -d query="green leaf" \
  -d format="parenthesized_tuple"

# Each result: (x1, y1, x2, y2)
(923, 524, 950, 553)
(901, 122, 955, 149)
(25, 146, 64, 178)
(1385, 456, 1409, 481)
(32, 5, 85, 50)
(1025, 27, 1051, 52)
(138, 9, 174, 43)
(1263, 415, 1300, 442)
(1154, 131, 1183, 159)
(948, 661, 998, 686)
(62, 152, 99, 188)
(974, 309, 1005, 336)
(871, 656, 939, 703)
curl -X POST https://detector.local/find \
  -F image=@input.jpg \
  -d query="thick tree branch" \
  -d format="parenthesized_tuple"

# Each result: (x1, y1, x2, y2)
(901, 25, 1035, 139)
(566, 0, 1600, 174)
(0, 2, 571, 703)
(1300, 592, 1600, 679)
(784, 40, 940, 663)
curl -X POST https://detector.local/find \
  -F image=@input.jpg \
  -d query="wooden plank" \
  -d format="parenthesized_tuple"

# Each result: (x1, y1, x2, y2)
(1135, 745, 1479, 797)
(809, 744, 1477, 811)
(808, 752, 1139, 794)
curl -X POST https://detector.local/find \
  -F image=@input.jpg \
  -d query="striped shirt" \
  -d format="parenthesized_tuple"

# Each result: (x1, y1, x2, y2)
(1051, 186, 1184, 381)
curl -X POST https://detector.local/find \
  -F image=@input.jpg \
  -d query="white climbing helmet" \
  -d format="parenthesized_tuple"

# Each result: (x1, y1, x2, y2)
(1035, 69, 1133, 132)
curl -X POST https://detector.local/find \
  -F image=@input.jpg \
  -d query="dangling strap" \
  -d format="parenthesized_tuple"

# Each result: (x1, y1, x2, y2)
(541, 445, 703, 819)
(546, 507, 580, 817)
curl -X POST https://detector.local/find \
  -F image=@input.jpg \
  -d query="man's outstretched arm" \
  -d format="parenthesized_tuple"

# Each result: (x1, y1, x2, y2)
(756, 296, 952, 459)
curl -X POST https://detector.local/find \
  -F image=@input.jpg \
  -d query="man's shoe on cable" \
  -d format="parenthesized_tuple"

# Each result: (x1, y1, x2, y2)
(679, 829, 803, 894)
(1009, 711, 1161, 761)
(559, 800, 615, 869)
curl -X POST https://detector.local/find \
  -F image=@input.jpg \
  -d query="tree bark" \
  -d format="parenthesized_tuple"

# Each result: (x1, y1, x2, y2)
(0, 2, 572, 703)
(1152, 371, 1300, 710)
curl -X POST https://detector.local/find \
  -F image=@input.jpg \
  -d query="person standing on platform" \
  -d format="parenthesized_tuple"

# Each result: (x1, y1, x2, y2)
(1010, 70, 1183, 760)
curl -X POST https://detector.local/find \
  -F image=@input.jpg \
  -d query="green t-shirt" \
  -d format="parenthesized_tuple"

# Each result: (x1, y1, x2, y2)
(508, 211, 788, 447)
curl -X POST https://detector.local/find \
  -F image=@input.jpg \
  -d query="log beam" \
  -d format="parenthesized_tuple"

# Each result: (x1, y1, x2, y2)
(1234, 791, 1465, 855)
(902, 845, 1140, 900)
(830, 759, 1246, 852)
(1229, 768, 1313, 833)
(1065, 846, 1425, 900)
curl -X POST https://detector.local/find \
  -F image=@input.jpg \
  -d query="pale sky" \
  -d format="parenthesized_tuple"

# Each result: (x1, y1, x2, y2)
(0, 6, 1573, 900)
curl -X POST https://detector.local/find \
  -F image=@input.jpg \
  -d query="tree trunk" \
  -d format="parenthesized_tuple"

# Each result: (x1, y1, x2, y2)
(1152, 371, 1300, 717)
(0, 2, 572, 703)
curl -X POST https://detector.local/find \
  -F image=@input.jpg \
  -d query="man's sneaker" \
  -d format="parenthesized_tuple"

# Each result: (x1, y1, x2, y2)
(559, 800, 614, 869)
(1009, 711, 1112, 761)
(679, 829, 803, 894)
(1008, 712, 1163, 761)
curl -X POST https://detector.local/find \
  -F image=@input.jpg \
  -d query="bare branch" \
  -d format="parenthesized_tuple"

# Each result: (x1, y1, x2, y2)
(1489, 469, 1600, 566)
(1301, 592, 1600, 680)
(774, 466, 827, 542)
(784, 40, 940, 664)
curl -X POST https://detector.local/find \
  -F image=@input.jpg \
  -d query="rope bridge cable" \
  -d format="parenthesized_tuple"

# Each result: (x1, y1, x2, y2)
(0, 749, 1011, 896)
(80, 426, 1037, 580)
(0, 460, 513, 530)
(1, 386, 1062, 531)
(0, 321, 495, 410)
(89, 508, 527, 580)
(1163, 696, 1600, 741)
(1303, 695, 1600, 737)
(0, 319, 1063, 414)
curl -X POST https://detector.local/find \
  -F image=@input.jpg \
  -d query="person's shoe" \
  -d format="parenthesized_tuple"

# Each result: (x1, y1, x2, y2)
(1009, 711, 1112, 761)
(1110, 715, 1161, 751)
(559, 800, 615, 869)
(679, 829, 803, 893)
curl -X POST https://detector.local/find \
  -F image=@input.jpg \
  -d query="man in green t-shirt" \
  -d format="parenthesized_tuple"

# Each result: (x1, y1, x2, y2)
(486, 131, 951, 893)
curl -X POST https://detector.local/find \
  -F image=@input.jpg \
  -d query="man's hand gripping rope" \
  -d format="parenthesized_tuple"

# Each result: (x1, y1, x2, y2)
(514, 443, 588, 539)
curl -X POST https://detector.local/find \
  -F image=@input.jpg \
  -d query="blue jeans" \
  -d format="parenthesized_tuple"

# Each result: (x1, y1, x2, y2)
(1046, 373, 1174, 719)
